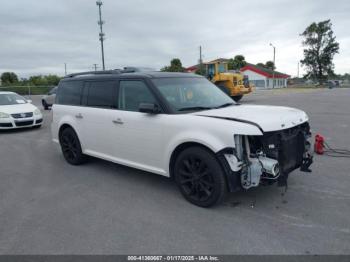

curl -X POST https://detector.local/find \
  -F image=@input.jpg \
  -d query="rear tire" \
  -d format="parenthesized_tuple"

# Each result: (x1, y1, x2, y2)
(59, 127, 87, 165)
(232, 95, 243, 102)
(174, 146, 227, 207)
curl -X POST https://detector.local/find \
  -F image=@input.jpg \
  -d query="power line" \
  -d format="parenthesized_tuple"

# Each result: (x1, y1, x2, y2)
(96, 1, 106, 71)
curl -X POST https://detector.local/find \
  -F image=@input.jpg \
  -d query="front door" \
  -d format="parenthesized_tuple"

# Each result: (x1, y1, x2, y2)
(113, 80, 166, 174)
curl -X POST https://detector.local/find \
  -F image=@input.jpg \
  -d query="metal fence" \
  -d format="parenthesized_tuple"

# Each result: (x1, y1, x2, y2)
(0, 86, 54, 96)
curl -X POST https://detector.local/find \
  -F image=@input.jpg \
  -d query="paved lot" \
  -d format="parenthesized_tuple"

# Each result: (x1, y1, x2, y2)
(0, 88, 349, 255)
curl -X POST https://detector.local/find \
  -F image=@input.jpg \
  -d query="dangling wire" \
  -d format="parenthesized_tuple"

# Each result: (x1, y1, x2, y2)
(323, 141, 350, 158)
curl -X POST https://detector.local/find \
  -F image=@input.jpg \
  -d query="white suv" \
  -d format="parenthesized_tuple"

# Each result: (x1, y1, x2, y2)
(52, 69, 313, 207)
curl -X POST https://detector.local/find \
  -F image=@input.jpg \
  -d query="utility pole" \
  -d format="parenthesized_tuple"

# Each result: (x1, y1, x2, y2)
(96, 1, 106, 71)
(297, 62, 300, 78)
(93, 64, 98, 71)
(64, 63, 67, 76)
(199, 46, 203, 74)
(270, 43, 276, 88)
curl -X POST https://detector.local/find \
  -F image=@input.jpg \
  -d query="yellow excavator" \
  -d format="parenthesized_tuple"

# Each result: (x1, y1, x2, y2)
(205, 59, 253, 102)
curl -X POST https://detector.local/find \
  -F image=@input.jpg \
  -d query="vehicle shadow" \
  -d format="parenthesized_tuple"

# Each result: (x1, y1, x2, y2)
(0, 127, 40, 135)
(85, 155, 288, 210)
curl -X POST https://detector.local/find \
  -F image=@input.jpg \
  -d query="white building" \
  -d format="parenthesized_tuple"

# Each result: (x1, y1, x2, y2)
(241, 64, 290, 89)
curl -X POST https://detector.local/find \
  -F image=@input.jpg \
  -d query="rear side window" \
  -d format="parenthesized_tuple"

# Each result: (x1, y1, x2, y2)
(57, 81, 83, 105)
(86, 81, 116, 108)
(118, 80, 157, 112)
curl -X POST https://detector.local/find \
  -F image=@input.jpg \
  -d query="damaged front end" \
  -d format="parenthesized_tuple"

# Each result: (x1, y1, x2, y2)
(223, 122, 313, 190)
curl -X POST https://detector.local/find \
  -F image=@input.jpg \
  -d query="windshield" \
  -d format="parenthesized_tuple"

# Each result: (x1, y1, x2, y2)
(0, 93, 28, 105)
(152, 77, 235, 112)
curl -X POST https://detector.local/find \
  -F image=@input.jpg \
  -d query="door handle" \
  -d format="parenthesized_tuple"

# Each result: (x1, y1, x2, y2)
(112, 118, 124, 125)
(75, 113, 83, 119)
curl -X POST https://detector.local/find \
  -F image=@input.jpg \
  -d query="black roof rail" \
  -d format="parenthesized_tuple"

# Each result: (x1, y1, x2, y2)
(123, 67, 156, 72)
(64, 69, 122, 78)
(64, 67, 156, 79)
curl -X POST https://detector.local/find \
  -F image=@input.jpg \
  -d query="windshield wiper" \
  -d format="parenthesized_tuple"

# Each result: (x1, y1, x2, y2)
(177, 106, 214, 112)
(214, 103, 235, 109)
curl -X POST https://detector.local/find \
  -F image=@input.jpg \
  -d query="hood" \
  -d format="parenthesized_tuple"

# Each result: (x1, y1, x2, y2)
(0, 103, 38, 114)
(194, 105, 309, 132)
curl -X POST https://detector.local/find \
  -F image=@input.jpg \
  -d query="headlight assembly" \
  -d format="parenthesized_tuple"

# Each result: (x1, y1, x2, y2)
(34, 109, 41, 115)
(0, 112, 10, 118)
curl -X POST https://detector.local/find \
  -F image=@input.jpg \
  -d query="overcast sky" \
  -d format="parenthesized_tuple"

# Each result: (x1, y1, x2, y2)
(0, 0, 349, 78)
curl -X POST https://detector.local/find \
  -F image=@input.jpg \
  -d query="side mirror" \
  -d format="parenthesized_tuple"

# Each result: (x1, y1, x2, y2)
(139, 103, 160, 114)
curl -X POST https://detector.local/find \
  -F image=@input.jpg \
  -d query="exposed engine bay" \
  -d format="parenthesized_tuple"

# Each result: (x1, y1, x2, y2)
(225, 122, 313, 189)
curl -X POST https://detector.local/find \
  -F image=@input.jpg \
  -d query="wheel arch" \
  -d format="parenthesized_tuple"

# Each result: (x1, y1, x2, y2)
(169, 142, 215, 179)
(58, 123, 77, 142)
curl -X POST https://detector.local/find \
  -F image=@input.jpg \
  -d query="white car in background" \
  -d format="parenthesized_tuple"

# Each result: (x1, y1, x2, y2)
(42, 86, 57, 110)
(0, 91, 43, 130)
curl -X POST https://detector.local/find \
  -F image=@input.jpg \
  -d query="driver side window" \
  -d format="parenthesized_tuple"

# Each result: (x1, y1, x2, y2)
(118, 80, 157, 112)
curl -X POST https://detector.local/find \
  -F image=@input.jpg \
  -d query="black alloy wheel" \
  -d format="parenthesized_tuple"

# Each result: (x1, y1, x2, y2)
(174, 146, 227, 207)
(59, 128, 86, 165)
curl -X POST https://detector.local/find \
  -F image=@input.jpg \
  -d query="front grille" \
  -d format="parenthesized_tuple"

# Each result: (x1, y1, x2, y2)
(15, 120, 34, 127)
(0, 123, 13, 127)
(11, 112, 33, 119)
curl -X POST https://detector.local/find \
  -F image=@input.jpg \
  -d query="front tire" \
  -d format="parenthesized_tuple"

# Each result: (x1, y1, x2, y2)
(42, 100, 49, 110)
(59, 127, 87, 165)
(232, 95, 243, 102)
(174, 146, 227, 207)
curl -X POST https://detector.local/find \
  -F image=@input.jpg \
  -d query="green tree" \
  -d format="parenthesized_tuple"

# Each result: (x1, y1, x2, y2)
(228, 55, 247, 70)
(29, 75, 47, 86)
(44, 75, 61, 85)
(161, 58, 185, 72)
(27, 75, 61, 86)
(265, 61, 275, 70)
(300, 19, 339, 81)
(256, 61, 275, 70)
(195, 64, 206, 76)
(1, 72, 18, 85)
(342, 73, 350, 80)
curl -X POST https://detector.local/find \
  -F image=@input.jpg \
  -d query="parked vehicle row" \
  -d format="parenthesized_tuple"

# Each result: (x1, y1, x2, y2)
(51, 69, 313, 207)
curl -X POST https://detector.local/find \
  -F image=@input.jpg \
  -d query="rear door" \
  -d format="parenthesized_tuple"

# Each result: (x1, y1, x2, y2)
(78, 80, 120, 157)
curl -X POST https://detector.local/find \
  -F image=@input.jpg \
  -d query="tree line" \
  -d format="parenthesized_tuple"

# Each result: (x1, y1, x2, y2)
(161, 19, 346, 83)
(160, 56, 276, 74)
(0, 72, 61, 86)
